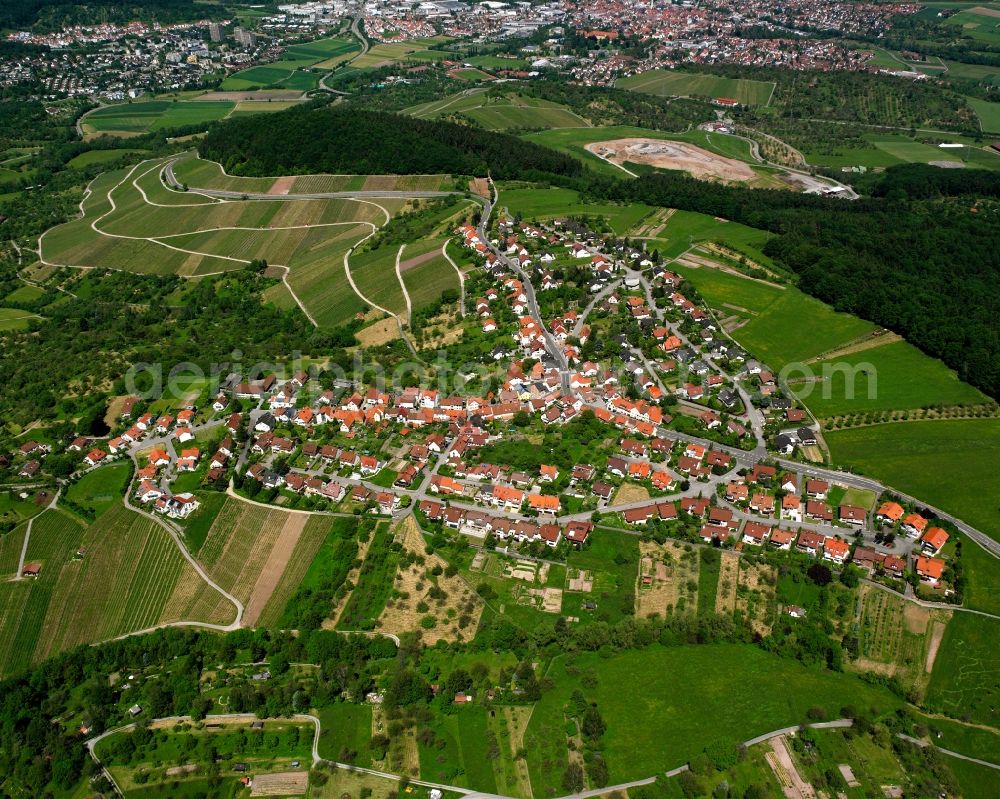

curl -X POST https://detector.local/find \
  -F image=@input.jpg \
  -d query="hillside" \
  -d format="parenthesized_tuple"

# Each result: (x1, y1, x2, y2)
(198, 104, 586, 181)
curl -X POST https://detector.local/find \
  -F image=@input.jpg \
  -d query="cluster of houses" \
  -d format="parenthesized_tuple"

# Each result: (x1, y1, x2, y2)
(420, 499, 593, 548)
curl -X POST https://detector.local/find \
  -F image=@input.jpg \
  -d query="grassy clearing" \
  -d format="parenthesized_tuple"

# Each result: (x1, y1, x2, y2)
(925, 613, 1000, 725)
(0, 307, 39, 330)
(499, 184, 653, 235)
(617, 70, 775, 105)
(63, 462, 132, 518)
(825, 419, 1000, 544)
(68, 149, 149, 168)
(967, 96, 1000, 133)
(417, 706, 499, 792)
(734, 289, 876, 368)
(524, 644, 901, 795)
(317, 703, 375, 765)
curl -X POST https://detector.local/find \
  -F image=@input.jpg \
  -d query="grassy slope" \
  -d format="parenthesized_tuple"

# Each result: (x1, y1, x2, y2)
(924, 613, 1000, 726)
(524, 645, 901, 795)
(825, 419, 1000, 545)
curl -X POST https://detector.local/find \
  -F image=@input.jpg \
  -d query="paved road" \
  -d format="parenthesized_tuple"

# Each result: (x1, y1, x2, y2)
(897, 733, 1000, 770)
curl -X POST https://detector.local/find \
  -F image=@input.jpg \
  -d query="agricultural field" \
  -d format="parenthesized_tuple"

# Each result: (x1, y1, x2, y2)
(804, 133, 1000, 170)
(63, 462, 132, 519)
(617, 70, 776, 105)
(0, 510, 85, 677)
(967, 96, 1000, 133)
(406, 90, 590, 131)
(561, 531, 639, 625)
(924, 612, 1000, 725)
(197, 496, 318, 625)
(0, 505, 235, 678)
(82, 100, 235, 136)
(498, 184, 653, 235)
(523, 644, 901, 796)
(67, 148, 149, 168)
(350, 37, 457, 69)
(256, 515, 342, 628)
(850, 584, 946, 696)
(943, 7, 1000, 44)
(792, 339, 988, 418)
(825, 419, 1000, 545)
(350, 246, 410, 319)
(221, 36, 358, 90)
(38, 156, 419, 328)
(399, 239, 460, 313)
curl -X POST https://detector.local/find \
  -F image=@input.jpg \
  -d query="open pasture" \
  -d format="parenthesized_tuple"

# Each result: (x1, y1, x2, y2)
(0, 307, 40, 331)
(617, 69, 775, 105)
(523, 644, 901, 796)
(499, 184, 653, 235)
(408, 90, 589, 130)
(826, 419, 1000, 545)
(83, 100, 234, 136)
(925, 612, 1000, 725)
(792, 339, 987, 417)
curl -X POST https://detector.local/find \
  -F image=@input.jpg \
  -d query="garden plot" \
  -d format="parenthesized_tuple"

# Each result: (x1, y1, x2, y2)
(378, 517, 483, 644)
(735, 560, 777, 636)
(714, 550, 740, 614)
(635, 540, 699, 618)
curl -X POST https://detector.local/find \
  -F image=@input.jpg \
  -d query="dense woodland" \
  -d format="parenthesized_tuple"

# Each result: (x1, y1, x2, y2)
(198, 105, 585, 181)
(0, 0, 226, 29)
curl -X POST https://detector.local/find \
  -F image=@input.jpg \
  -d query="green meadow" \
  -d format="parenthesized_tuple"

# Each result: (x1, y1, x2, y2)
(524, 644, 901, 796)
(616, 70, 775, 106)
(925, 613, 1000, 725)
(793, 339, 988, 417)
(826, 418, 1000, 544)
(498, 184, 653, 234)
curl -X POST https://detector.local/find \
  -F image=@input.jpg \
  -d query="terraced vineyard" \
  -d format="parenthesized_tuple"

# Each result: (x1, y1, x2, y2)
(37, 155, 436, 328)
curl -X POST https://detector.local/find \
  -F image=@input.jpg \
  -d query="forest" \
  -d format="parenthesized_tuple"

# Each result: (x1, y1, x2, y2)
(0, 0, 226, 29)
(197, 104, 585, 181)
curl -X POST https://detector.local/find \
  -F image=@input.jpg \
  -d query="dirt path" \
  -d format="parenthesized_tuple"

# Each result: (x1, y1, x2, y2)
(440, 239, 466, 317)
(805, 331, 901, 363)
(394, 244, 412, 324)
(242, 513, 308, 626)
(925, 619, 947, 674)
(768, 735, 815, 799)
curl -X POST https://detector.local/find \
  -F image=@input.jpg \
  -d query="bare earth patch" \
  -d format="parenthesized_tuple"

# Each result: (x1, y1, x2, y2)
(586, 138, 755, 182)
(925, 619, 948, 674)
(469, 177, 490, 198)
(355, 318, 399, 348)
(397, 248, 441, 273)
(250, 771, 309, 796)
(243, 513, 308, 626)
(903, 601, 931, 635)
(613, 483, 650, 505)
(268, 176, 296, 196)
